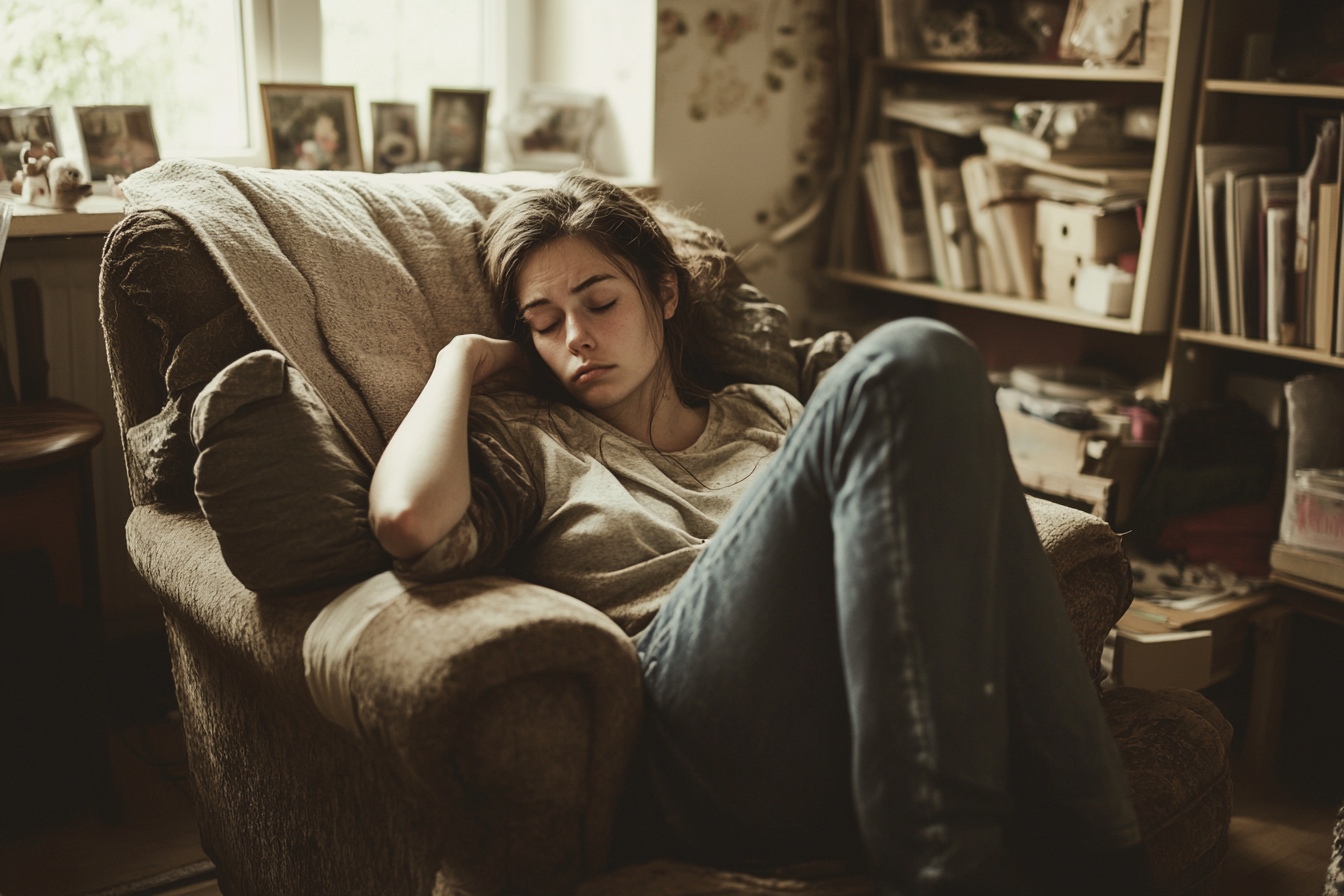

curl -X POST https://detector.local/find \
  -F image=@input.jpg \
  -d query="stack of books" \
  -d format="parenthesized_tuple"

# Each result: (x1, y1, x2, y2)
(857, 98, 1157, 310)
(1194, 124, 1344, 355)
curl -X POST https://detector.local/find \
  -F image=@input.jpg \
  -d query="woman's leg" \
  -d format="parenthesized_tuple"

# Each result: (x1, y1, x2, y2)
(627, 318, 1140, 892)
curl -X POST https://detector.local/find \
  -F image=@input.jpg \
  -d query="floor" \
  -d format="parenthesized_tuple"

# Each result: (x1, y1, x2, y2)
(0, 715, 1337, 896)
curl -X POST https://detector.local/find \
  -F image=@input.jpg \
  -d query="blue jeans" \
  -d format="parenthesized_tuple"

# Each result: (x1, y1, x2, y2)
(617, 319, 1141, 894)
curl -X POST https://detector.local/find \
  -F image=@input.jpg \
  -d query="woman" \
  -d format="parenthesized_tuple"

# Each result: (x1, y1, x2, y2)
(369, 173, 1150, 895)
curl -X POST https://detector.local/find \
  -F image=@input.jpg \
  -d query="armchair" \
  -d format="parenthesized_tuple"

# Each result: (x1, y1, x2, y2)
(99, 164, 1232, 895)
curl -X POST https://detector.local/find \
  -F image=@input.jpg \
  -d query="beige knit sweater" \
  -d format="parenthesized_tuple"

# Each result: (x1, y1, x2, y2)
(396, 383, 804, 634)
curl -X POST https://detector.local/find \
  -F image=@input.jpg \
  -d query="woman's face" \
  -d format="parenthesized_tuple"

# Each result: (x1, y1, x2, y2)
(516, 236, 675, 421)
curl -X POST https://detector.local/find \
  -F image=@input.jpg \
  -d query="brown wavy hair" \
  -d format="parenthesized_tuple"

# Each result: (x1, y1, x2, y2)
(480, 171, 726, 412)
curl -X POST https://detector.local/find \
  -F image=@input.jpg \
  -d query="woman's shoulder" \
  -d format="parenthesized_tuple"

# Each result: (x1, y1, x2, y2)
(714, 382, 804, 432)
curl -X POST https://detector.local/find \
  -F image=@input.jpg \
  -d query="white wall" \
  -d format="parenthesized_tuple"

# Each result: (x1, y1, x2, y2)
(653, 0, 837, 331)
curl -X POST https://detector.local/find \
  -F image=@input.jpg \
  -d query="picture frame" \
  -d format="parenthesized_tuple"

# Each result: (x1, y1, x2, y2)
(371, 102, 421, 173)
(1059, 0, 1148, 67)
(260, 83, 364, 172)
(506, 87, 604, 172)
(74, 105, 161, 180)
(427, 89, 490, 173)
(0, 106, 60, 182)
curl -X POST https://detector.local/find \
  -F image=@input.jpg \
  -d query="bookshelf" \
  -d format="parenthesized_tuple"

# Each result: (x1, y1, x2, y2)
(826, 0, 1207, 338)
(1165, 0, 1344, 404)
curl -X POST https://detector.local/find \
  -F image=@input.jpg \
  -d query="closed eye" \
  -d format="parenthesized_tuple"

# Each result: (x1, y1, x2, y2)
(591, 300, 617, 313)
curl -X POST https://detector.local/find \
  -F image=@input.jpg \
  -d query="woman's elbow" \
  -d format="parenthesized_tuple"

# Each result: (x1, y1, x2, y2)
(370, 504, 437, 560)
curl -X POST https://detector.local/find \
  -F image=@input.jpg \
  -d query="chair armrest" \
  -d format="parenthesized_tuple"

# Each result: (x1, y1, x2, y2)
(1027, 495, 1133, 682)
(347, 576, 643, 892)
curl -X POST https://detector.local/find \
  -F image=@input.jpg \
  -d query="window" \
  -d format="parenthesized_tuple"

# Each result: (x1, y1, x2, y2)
(2, 0, 252, 159)
(321, 0, 490, 163)
(1, 0, 653, 179)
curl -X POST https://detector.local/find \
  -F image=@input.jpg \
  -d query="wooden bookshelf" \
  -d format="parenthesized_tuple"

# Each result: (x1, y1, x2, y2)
(827, 0, 1206, 338)
(1166, 0, 1344, 399)
(1177, 329, 1344, 368)
(829, 268, 1140, 332)
(878, 59, 1167, 83)
(1205, 79, 1344, 100)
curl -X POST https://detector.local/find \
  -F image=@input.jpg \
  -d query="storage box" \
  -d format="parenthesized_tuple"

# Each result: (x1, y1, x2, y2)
(1040, 248, 1083, 305)
(1286, 469, 1344, 554)
(1035, 199, 1142, 258)
(1115, 591, 1271, 687)
(1112, 629, 1213, 690)
(1073, 263, 1135, 317)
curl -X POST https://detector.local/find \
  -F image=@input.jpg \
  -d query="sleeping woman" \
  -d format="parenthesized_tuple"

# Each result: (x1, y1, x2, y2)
(368, 172, 1152, 896)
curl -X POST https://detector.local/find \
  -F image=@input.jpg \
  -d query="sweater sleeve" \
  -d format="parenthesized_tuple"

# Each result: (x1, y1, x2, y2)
(392, 396, 542, 581)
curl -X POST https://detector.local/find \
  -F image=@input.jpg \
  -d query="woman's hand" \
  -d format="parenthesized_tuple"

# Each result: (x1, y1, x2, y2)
(441, 335, 531, 394)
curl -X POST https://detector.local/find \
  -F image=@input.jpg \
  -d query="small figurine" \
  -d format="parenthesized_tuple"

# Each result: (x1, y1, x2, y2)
(13, 141, 92, 210)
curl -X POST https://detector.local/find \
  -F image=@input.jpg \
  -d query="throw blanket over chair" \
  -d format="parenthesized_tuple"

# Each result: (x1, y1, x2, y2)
(99, 161, 1234, 895)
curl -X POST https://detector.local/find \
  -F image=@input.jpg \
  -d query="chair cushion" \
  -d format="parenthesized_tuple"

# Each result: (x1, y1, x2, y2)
(190, 349, 391, 594)
(1103, 687, 1233, 893)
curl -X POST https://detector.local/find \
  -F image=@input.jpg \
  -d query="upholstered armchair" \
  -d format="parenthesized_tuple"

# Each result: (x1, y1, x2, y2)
(98, 163, 1232, 895)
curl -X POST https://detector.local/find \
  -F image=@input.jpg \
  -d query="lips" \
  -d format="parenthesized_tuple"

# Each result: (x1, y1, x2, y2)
(573, 363, 613, 385)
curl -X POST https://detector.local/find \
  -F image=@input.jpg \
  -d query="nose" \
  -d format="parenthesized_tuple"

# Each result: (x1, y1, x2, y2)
(566, 315, 594, 353)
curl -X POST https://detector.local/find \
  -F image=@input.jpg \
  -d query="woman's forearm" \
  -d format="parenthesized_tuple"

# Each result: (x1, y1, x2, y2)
(369, 341, 478, 559)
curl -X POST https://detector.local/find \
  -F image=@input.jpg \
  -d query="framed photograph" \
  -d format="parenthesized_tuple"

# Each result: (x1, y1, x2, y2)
(74, 105, 161, 180)
(0, 106, 60, 182)
(427, 89, 489, 173)
(260, 83, 364, 172)
(371, 102, 421, 173)
(506, 87, 604, 172)
(1059, 0, 1148, 67)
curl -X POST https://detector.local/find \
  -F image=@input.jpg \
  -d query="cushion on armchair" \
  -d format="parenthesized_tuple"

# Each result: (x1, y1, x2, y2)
(191, 349, 391, 593)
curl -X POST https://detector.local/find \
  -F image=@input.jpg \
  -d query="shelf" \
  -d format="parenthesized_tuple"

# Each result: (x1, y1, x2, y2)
(1, 193, 126, 238)
(1205, 79, 1344, 100)
(1176, 329, 1344, 368)
(876, 59, 1167, 83)
(827, 268, 1141, 332)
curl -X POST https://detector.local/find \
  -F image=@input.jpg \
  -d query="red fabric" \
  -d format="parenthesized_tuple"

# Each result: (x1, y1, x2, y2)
(1156, 501, 1276, 577)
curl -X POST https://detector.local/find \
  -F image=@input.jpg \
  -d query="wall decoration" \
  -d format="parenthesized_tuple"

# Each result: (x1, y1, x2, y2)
(74, 105, 161, 179)
(427, 89, 490, 173)
(0, 106, 60, 183)
(506, 87, 603, 172)
(260, 83, 364, 171)
(371, 102, 421, 173)
(1060, 0, 1148, 67)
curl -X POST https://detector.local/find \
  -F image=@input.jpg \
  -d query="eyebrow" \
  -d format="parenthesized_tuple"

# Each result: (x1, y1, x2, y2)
(519, 273, 615, 315)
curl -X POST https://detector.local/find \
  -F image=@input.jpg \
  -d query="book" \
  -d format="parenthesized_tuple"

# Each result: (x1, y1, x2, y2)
(1307, 179, 1342, 350)
(960, 155, 1013, 295)
(908, 128, 980, 290)
(979, 124, 1153, 168)
(1204, 179, 1227, 334)
(985, 148, 1152, 189)
(962, 156, 1038, 298)
(1271, 542, 1344, 591)
(1254, 173, 1299, 340)
(861, 140, 933, 280)
(1265, 205, 1296, 345)
(1194, 144, 1290, 334)
(882, 92, 1012, 139)
(1296, 120, 1339, 347)
(1022, 171, 1147, 209)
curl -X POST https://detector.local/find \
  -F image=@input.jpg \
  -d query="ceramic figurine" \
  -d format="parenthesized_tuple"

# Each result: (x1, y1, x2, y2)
(14, 141, 91, 210)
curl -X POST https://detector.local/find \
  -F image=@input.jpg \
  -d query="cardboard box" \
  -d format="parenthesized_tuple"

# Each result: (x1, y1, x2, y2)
(1036, 200, 1142, 258)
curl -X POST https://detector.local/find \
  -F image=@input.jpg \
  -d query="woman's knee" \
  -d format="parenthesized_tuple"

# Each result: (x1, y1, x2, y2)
(847, 318, 988, 398)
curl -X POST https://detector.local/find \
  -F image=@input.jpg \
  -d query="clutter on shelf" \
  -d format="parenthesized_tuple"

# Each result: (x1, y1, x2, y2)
(859, 93, 1157, 316)
(993, 363, 1160, 522)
